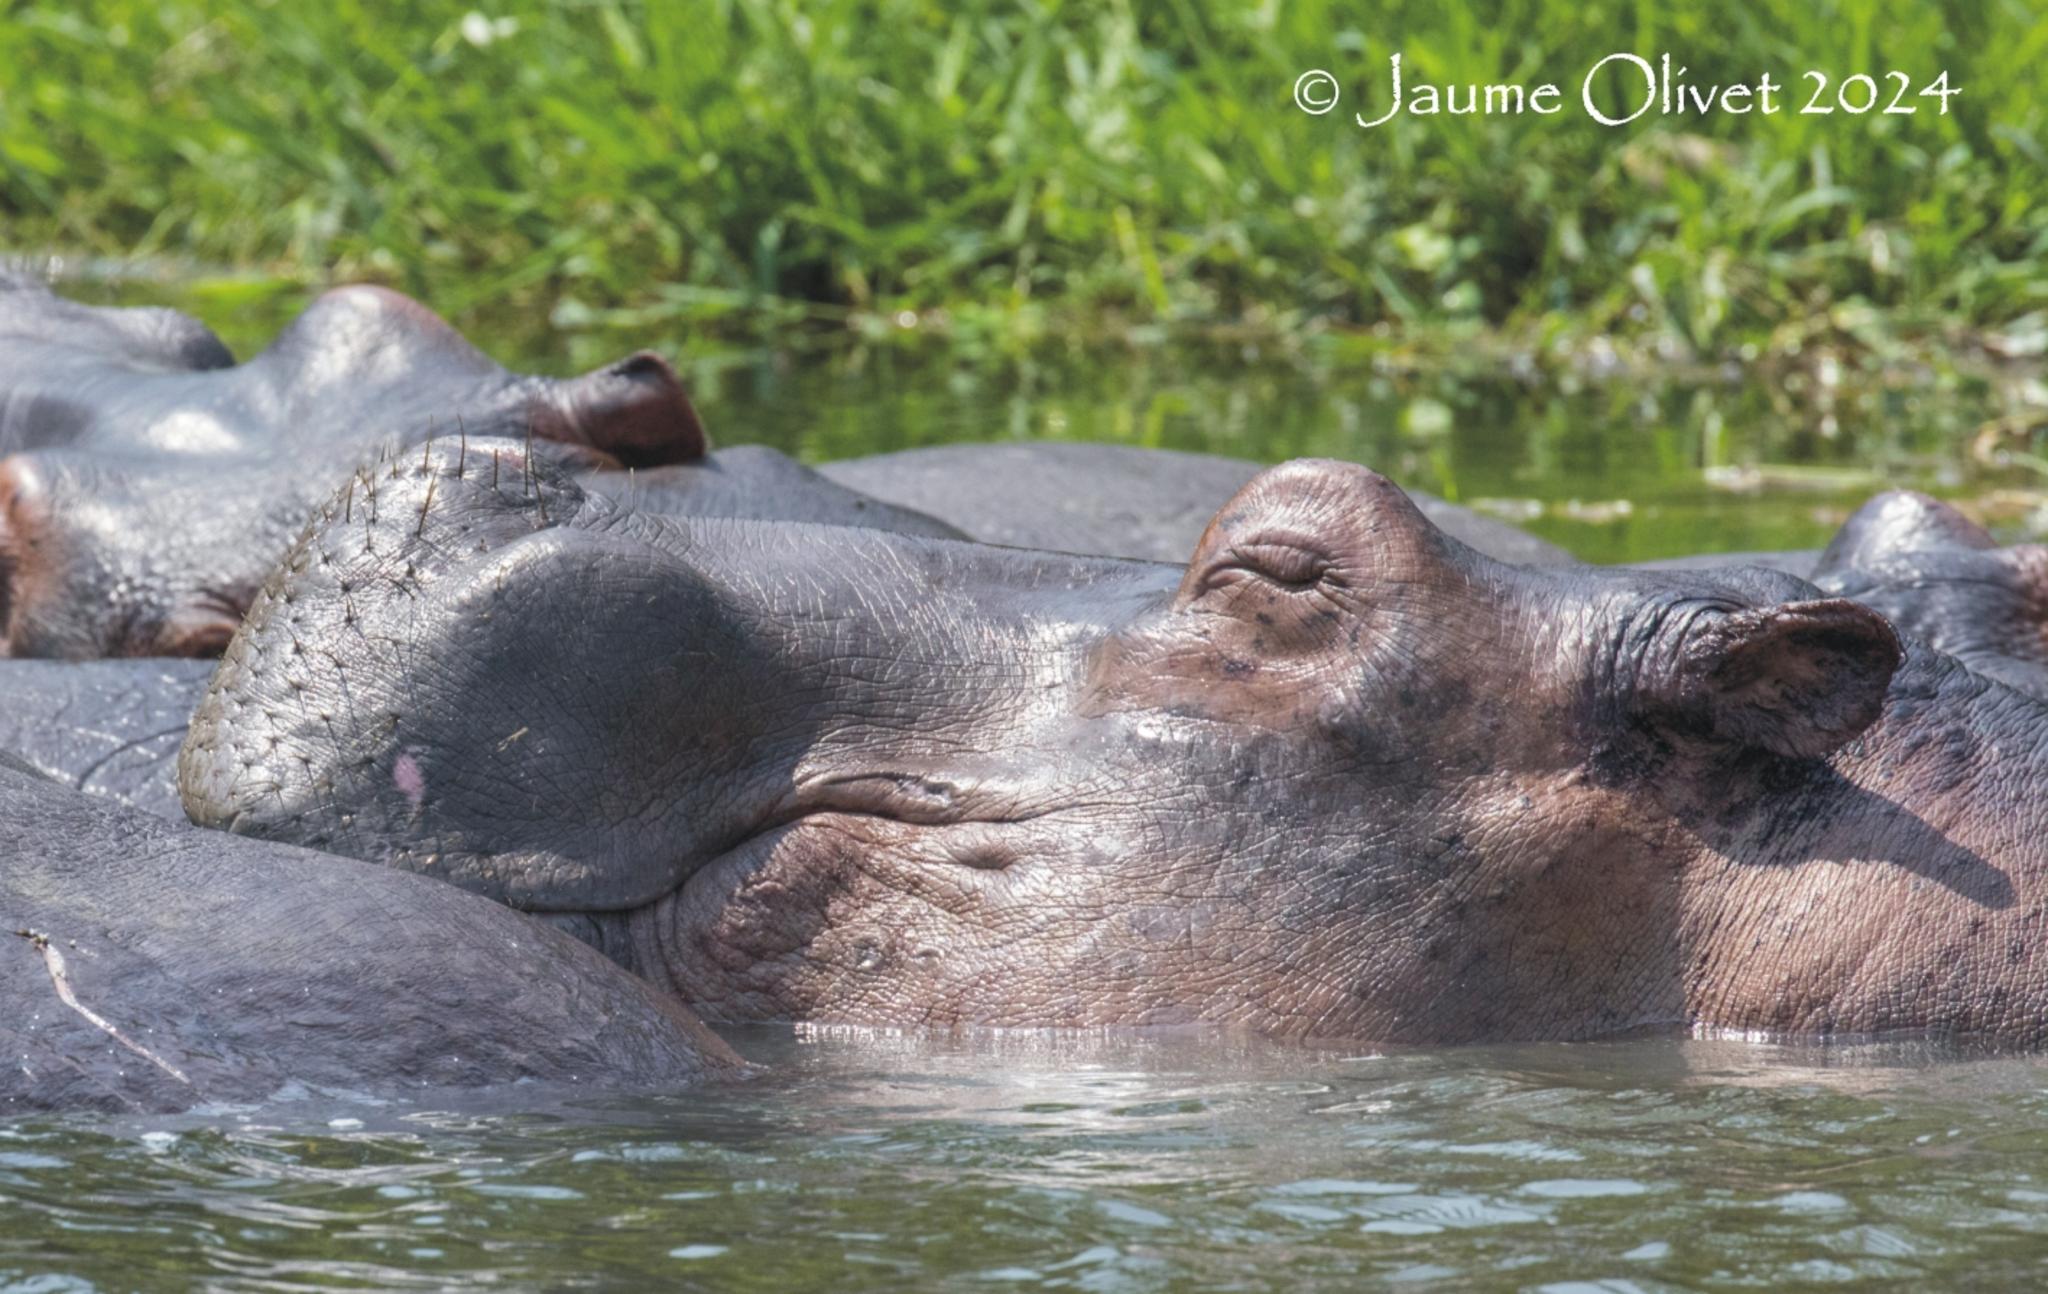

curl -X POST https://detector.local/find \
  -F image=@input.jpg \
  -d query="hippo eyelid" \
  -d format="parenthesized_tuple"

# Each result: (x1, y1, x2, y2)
(1211, 535, 1337, 592)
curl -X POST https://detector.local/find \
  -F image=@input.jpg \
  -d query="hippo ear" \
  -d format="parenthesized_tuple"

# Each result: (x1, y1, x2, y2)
(535, 352, 707, 468)
(1817, 492, 1994, 576)
(1650, 598, 1902, 760)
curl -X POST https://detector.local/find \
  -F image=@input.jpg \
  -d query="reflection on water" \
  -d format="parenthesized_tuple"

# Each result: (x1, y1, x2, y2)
(675, 347, 2042, 563)
(9, 1028, 2048, 1289)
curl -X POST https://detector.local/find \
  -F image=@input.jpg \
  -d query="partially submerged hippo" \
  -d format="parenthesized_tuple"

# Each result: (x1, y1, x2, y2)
(0, 274, 704, 658)
(0, 658, 210, 818)
(818, 441, 1577, 567)
(1, 757, 739, 1114)
(182, 442, 2048, 1045)
(1812, 491, 2048, 701)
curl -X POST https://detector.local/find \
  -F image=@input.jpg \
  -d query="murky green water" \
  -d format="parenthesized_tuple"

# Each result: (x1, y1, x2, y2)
(675, 344, 2044, 562)
(12, 1030, 2048, 1290)
(16, 280, 2048, 1287)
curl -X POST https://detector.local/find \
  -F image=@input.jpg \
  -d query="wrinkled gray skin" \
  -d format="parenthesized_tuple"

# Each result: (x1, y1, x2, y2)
(0, 760, 739, 1115)
(819, 441, 1576, 566)
(582, 445, 964, 539)
(0, 272, 705, 658)
(1813, 491, 2048, 701)
(0, 441, 957, 818)
(183, 440, 2048, 1045)
(0, 658, 210, 817)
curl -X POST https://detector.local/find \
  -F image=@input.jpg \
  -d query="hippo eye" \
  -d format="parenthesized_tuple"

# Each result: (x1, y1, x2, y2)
(1210, 537, 1334, 592)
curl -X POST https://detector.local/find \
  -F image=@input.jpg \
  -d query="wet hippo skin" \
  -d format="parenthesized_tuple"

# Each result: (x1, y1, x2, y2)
(181, 440, 2048, 1047)
(0, 759, 742, 1115)
(1813, 491, 2048, 701)
(0, 658, 211, 818)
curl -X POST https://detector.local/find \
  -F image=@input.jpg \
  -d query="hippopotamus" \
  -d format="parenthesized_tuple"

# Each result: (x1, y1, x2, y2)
(0, 658, 210, 817)
(0, 273, 705, 658)
(180, 441, 2048, 1045)
(1811, 491, 2048, 701)
(818, 441, 1577, 567)
(1, 756, 739, 1114)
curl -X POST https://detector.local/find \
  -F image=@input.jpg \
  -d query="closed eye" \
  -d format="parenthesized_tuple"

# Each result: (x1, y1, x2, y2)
(1218, 539, 1332, 591)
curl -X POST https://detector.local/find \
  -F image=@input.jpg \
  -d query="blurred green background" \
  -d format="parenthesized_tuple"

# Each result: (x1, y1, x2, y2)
(1, 0, 2044, 557)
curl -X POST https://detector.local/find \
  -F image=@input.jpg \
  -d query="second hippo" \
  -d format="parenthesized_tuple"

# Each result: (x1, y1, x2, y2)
(1812, 490, 2048, 701)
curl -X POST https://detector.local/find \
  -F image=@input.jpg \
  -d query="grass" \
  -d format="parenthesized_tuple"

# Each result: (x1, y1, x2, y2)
(0, 0, 2043, 368)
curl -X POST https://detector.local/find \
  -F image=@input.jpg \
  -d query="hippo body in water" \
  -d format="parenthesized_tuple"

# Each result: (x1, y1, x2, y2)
(0, 658, 210, 817)
(819, 441, 1576, 567)
(1812, 491, 2048, 701)
(0, 274, 706, 658)
(0, 758, 739, 1114)
(182, 440, 2048, 1046)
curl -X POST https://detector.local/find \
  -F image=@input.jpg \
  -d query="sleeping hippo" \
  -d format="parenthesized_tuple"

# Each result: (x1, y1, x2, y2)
(1811, 491, 2048, 701)
(181, 441, 2048, 1045)
(0, 273, 705, 658)
(1, 756, 739, 1114)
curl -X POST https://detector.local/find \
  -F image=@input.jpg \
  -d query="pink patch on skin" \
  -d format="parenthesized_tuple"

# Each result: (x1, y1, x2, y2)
(393, 753, 426, 809)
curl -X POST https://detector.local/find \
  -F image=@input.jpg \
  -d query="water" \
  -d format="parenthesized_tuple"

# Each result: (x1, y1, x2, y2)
(16, 280, 2048, 1286)
(669, 345, 2046, 563)
(10, 1029, 2048, 1289)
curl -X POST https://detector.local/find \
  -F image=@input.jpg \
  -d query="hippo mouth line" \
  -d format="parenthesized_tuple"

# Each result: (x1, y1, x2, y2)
(527, 776, 1054, 918)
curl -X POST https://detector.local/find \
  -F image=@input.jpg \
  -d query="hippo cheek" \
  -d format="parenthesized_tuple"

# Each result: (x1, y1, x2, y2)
(636, 814, 1058, 1026)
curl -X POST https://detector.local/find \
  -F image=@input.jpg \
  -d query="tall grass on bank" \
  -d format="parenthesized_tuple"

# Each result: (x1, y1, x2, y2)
(0, 0, 2042, 360)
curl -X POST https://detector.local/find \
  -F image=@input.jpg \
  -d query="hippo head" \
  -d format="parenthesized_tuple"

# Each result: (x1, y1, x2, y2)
(1813, 490, 2048, 699)
(180, 447, 1907, 1041)
(0, 453, 261, 657)
(0, 283, 709, 658)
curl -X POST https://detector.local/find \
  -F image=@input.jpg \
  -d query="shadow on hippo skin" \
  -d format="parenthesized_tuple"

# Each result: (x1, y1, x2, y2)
(1690, 761, 2014, 910)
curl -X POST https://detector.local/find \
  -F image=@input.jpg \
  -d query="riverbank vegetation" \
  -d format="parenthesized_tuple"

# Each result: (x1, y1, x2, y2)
(2, 0, 2042, 372)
